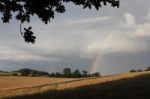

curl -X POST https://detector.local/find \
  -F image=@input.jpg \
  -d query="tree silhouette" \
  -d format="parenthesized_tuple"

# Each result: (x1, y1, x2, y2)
(0, 0, 119, 43)
(72, 69, 81, 78)
(82, 70, 88, 77)
(63, 68, 71, 77)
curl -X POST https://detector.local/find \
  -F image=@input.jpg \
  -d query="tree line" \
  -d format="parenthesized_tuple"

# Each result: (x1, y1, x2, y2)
(0, 68, 101, 78)
(129, 66, 150, 73)
(50, 68, 101, 78)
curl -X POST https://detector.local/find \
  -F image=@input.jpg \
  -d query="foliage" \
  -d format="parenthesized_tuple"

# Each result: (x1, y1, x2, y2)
(17, 68, 49, 77)
(0, 68, 100, 78)
(61, 68, 101, 78)
(91, 72, 101, 77)
(63, 68, 72, 77)
(145, 67, 150, 71)
(82, 70, 88, 77)
(129, 69, 136, 73)
(12, 73, 18, 76)
(0, 0, 119, 43)
(137, 69, 143, 72)
(72, 69, 81, 78)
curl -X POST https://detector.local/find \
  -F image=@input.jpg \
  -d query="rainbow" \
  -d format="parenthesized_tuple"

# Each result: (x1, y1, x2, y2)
(90, 53, 101, 73)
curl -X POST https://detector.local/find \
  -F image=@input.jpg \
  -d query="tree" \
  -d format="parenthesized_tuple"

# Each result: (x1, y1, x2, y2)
(12, 72, 18, 76)
(145, 67, 150, 71)
(129, 69, 136, 73)
(55, 72, 62, 77)
(92, 72, 101, 77)
(0, 0, 119, 43)
(72, 69, 81, 78)
(63, 68, 71, 77)
(82, 70, 88, 77)
(137, 69, 143, 72)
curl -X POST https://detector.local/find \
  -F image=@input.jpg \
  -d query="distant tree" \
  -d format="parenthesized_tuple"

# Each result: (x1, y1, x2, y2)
(20, 72, 29, 76)
(92, 72, 101, 77)
(0, 0, 119, 43)
(129, 69, 136, 73)
(55, 72, 62, 77)
(50, 72, 55, 77)
(12, 73, 18, 76)
(145, 67, 150, 71)
(18, 68, 31, 75)
(137, 69, 143, 72)
(72, 69, 81, 78)
(17, 68, 49, 77)
(29, 73, 36, 77)
(63, 68, 71, 77)
(35, 71, 49, 76)
(82, 70, 88, 77)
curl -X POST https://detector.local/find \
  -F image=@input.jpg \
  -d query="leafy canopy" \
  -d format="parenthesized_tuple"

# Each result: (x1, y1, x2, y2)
(0, 0, 119, 43)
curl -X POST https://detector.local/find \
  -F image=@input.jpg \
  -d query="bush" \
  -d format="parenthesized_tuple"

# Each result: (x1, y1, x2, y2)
(145, 67, 150, 71)
(129, 69, 136, 73)
(20, 72, 29, 76)
(91, 72, 101, 77)
(137, 69, 143, 72)
(12, 73, 18, 76)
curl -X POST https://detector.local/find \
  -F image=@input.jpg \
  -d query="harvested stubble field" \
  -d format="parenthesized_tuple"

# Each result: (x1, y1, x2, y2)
(1, 72, 150, 99)
(0, 77, 73, 98)
(0, 77, 72, 90)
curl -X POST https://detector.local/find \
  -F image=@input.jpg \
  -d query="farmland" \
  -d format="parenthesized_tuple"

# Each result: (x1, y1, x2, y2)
(0, 71, 150, 99)
(0, 77, 73, 90)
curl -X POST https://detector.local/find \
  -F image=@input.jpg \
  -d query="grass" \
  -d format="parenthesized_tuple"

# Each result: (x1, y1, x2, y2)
(1, 72, 150, 99)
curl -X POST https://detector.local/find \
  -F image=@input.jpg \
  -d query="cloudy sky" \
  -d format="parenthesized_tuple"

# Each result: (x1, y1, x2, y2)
(0, 0, 150, 75)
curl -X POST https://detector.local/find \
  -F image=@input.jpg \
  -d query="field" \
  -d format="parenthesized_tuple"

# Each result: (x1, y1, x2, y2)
(0, 72, 150, 99)
(0, 77, 74, 98)
(0, 77, 73, 90)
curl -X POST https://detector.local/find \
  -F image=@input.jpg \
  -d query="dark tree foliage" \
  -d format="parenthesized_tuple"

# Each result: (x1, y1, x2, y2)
(145, 67, 150, 71)
(72, 69, 81, 78)
(82, 70, 88, 77)
(137, 69, 143, 72)
(129, 69, 136, 73)
(17, 68, 50, 76)
(63, 68, 71, 77)
(0, 0, 119, 43)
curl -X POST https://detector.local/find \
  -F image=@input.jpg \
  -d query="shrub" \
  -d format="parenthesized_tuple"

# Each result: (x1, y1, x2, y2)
(20, 72, 29, 76)
(12, 73, 18, 76)
(137, 69, 143, 72)
(129, 69, 136, 73)
(145, 67, 150, 71)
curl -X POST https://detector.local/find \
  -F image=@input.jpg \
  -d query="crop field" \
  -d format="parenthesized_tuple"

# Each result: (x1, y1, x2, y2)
(0, 72, 150, 99)
(0, 77, 74, 90)
(0, 77, 74, 98)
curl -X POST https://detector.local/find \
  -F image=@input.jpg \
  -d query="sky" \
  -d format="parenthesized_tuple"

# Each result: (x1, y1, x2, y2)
(0, 0, 150, 75)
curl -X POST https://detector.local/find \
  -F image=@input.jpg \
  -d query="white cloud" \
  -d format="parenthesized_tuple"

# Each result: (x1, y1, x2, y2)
(119, 13, 136, 28)
(0, 45, 62, 62)
(124, 13, 136, 26)
(1, 13, 150, 61)
(1, 0, 150, 74)
(82, 13, 149, 54)
(85, 31, 148, 54)
(65, 16, 111, 27)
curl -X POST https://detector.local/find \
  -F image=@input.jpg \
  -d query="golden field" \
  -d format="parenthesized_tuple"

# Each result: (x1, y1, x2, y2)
(0, 77, 73, 98)
(0, 77, 72, 90)
(0, 71, 150, 99)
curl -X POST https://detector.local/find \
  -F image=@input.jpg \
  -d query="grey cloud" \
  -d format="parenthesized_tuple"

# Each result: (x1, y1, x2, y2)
(0, 0, 150, 75)
(99, 50, 150, 75)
